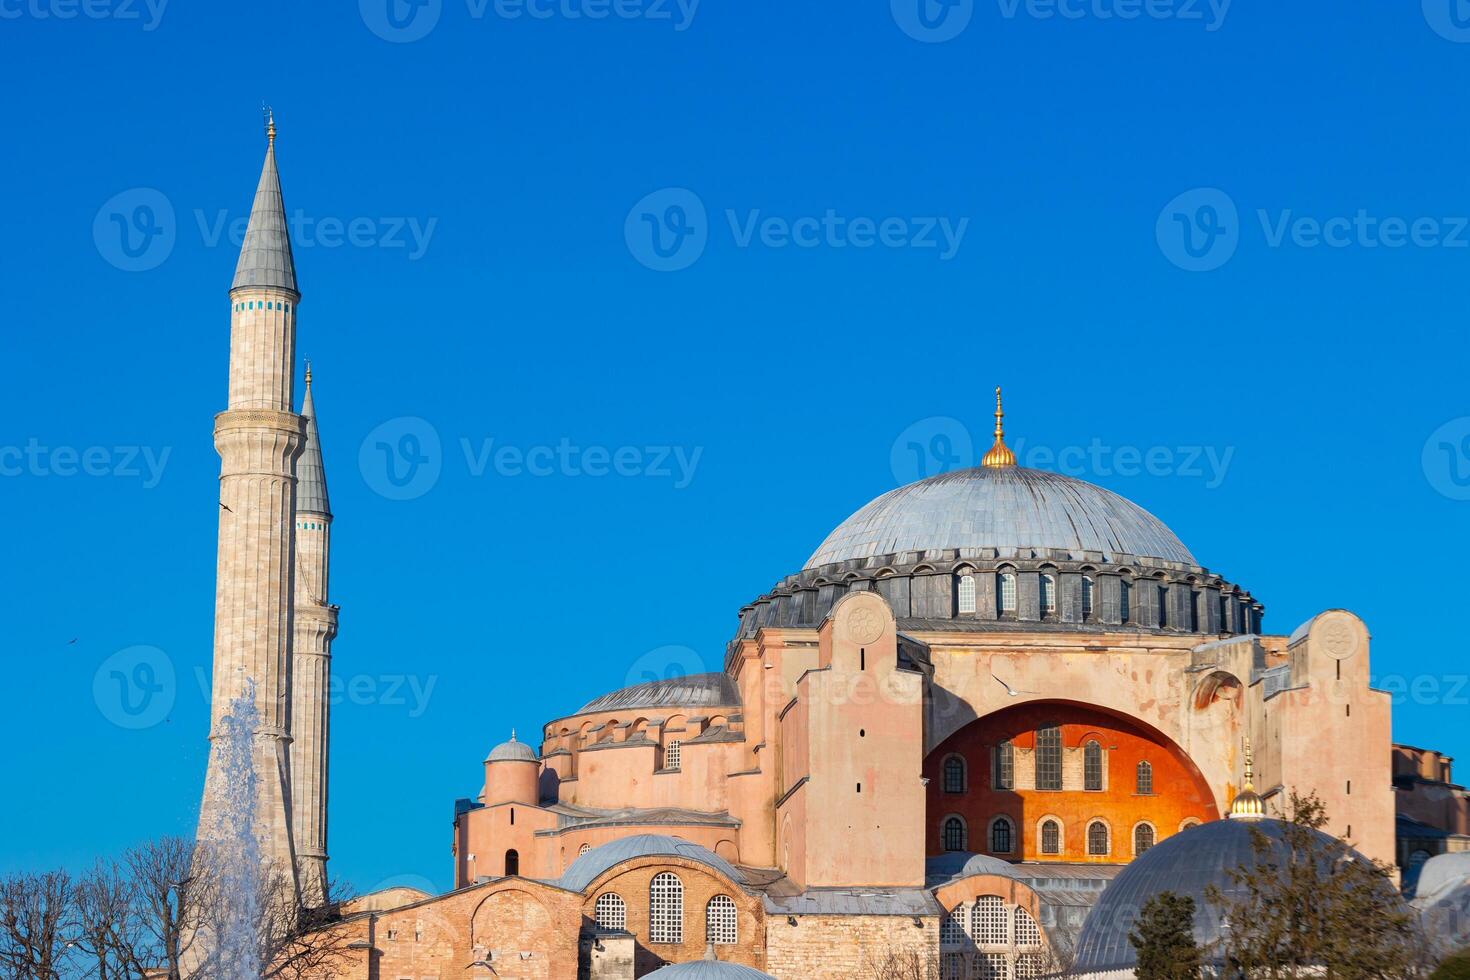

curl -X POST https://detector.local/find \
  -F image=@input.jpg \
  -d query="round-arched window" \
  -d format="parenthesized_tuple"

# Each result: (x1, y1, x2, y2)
(990, 817, 1014, 854)
(706, 895, 737, 945)
(649, 872, 684, 944)
(1134, 823, 1156, 855)
(594, 892, 626, 931)
(1040, 819, 1061, 855)
(1087, 821, 1110, 856)
(943, 816, 968, 852)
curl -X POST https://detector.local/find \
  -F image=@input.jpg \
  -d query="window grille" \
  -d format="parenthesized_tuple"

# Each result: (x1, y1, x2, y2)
(1035, 724, 1062, 790)
(649, 873, 683, 944)
(958, 574, 977, 614)
(594, 892, 626, 931)
(1084, 741, 1103, 791)
(706, 895, 737, 945)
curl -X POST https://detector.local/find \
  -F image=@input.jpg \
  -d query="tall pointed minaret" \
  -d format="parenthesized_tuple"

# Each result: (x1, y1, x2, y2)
(290, 363, 337, 907)
(196, 110, 303, 896)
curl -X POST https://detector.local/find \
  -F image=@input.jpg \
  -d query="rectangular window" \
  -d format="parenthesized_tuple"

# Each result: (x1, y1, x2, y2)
(1082, 576, 1094, 617)
(958, 575, 977, 614)
(1120, 579, 1131, 623)
(994, 741, 1014, 790)
(1040, 574, 1057, 614)
(1035, 724, 1062, 791)
(999, 573, 1017, 613)
(665, 739, 681, 771)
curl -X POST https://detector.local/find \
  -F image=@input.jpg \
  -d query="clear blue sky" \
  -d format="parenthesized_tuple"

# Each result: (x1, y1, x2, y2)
(2, 1, 1468, 895)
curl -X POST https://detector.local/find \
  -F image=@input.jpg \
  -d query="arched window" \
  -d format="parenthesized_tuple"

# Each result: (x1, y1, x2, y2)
(1040, 819, 1061, 855)
(943, 754, 967, 794)
(504, 849, 519, 876)
(958, 574, 977, 614)
(940, 903, 968, 947)
(1087, 821, 1110, 856)
(1040, 574, 1057, 614)
(990, 817, 1014, 854)
(1134, 823, 1156, 855)
(1082, 575, 1094, 617)
(649, 872, 684, 944)
(1084, 740, 1103, 791)
(1120, 578, 1132, 623)
(998, 571, 1017, 614)
(942, 816, 968, 852)
(1035, 723, 1062, 791)
(706, 895, 737, 945)
(1179, 818, 1202, 832)
(579, 843, 593, 856)
(1013, 907, 1041, 947)
(594, 892, 626, 930)
(972, 896, 1007, 945)
(994, 741, 1014, 790)
(665, 739, 682, 771)
(1157, 582, 1170, 628)
(1136, 760, 1154, 795)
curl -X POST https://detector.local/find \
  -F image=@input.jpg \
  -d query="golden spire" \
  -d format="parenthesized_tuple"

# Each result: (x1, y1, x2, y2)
(1229, 736, 1266, 820)
(264, 104, 276, 146)
(981, 386, 1017, 469)
(304, 360, 312, 387)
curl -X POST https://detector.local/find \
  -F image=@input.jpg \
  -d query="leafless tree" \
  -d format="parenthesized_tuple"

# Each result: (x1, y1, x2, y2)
(0, 870, 77, 979)
(125, 836, 200, 980)
(861, 945, 941, 980)
(73, 859, 143, 980)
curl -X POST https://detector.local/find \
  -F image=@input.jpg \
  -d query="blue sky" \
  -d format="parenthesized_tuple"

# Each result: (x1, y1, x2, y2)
(2, 1, 1468, 894)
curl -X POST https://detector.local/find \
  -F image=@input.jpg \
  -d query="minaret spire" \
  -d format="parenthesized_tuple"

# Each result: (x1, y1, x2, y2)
(233, 111, 296, 295)
(981, 386, 1017, 469)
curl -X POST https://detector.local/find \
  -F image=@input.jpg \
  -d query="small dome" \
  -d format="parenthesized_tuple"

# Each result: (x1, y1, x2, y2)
(1073, 818, 1375, 974)
(643, 962, 775, 979)
(558, 834, 744, 894)
(807, 466, 1195, 569)
(485, 731, 538, 763)
(926, 851, 1020, 883)
(1415, 851, 1470, 902)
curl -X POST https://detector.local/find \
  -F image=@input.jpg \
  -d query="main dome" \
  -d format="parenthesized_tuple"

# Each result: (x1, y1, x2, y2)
(806, 466, 1195, 569)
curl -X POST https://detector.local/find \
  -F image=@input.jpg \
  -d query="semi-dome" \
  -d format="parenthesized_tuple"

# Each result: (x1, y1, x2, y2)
(1073, 818, 1372, 974)
(807, 465, 1194, 570)
(558, 834, 745, 893)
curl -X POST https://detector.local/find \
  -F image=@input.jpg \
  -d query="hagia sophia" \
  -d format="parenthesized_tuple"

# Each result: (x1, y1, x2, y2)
(196, 123, 1470, 978)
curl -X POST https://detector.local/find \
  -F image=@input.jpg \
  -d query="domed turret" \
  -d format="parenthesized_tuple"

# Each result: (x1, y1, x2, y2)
(482, 730, 540, 806)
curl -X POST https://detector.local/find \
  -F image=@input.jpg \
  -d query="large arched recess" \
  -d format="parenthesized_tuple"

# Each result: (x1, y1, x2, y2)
(922, 699, 1219, 862)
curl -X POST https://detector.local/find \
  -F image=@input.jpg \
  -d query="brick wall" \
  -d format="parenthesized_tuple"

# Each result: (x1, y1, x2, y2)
(764, 914, 940, 980)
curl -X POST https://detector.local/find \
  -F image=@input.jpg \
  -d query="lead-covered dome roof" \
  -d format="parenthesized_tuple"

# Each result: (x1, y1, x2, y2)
(807, 466, 1194, 570)
(558, 834, 745, 893)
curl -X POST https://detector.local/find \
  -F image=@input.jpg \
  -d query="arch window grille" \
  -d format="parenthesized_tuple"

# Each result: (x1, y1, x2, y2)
(594, 892, 626, 931)
(990, 817, 1014, 854)
(1040, 819, 1061, 855)
(706, 895, 737, 945)
(1016, 954, 1045, 979)
(1035, 724, 1062, 790)
(665, 739, 682, 771)
(1084, 740, 1104, 791)
(972, 896, 1008, 946)
(943, 816, 968, 852)
(1087, 821, 1110, 856)
(649, 872, 684, 944)
(958, 574, 977, 614)
(1040, 574, 1057, 614)
(999, 572, 1017, 613)
(579, 843, 593, 856)
(940, 905, 968, 947)
(1135, 824, 1156, 855)
(977, 952, 1011, 979)
(994, 741, 1014, 790)
(1136, 761, 1154, 795)
(1013, 907, 1042, 947)
(943, 755, 967, 794)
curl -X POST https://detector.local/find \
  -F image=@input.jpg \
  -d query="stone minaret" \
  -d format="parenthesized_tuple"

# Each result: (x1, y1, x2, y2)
(290, 365, 337, 907)
(196, 113, 303, 895)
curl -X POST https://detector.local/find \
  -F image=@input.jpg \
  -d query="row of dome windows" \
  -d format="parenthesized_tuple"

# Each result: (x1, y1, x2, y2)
(942, 731, 1154, 794)
(592, 875, 738, 946)
(941, 814, 1174, 857)
(958, 571, 1220, 627)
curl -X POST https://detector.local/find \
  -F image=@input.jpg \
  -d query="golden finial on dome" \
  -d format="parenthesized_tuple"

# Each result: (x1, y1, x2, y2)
(981, 386, 1017, 469)
(1229, 736, 1266, 820)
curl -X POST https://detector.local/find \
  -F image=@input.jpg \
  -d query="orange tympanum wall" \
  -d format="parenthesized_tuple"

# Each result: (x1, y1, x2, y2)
(924, 701, 1219, 862)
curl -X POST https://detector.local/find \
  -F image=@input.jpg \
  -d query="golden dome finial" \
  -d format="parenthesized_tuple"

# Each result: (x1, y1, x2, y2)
(304, 360, 312, 387)
(981, 385, 1017, 469)
(1229, 735, 1266, 820)
(264, 104, 276, 146)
